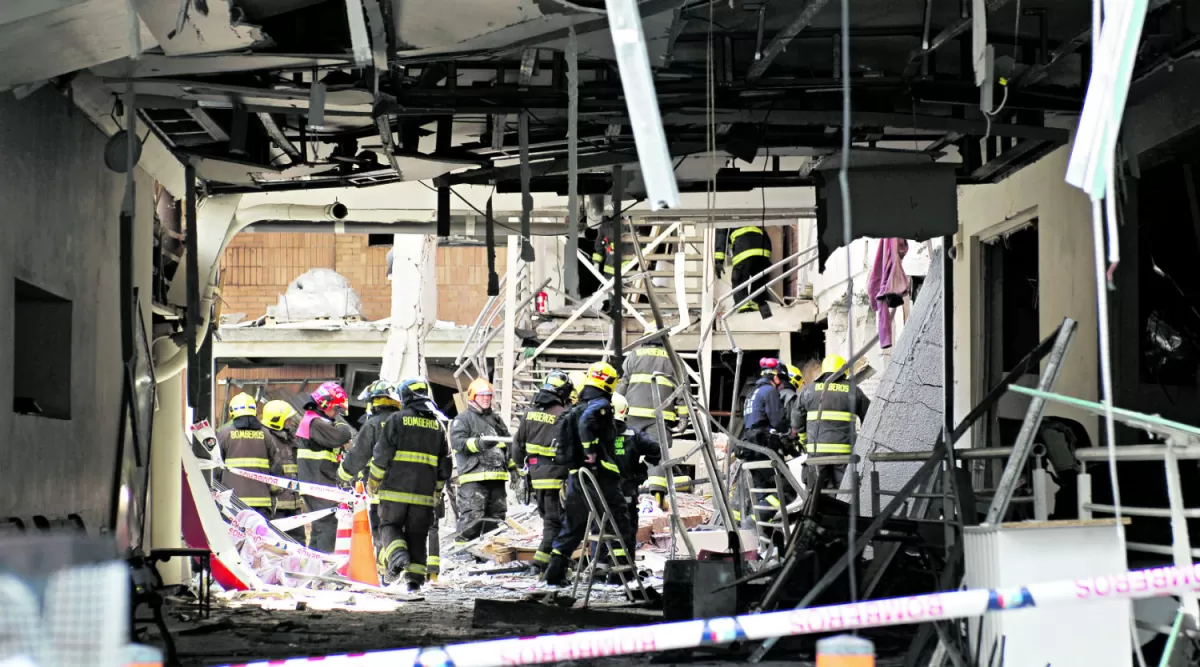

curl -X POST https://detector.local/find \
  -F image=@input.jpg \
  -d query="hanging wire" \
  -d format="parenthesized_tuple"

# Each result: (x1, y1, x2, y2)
(838, 0, 858, 606)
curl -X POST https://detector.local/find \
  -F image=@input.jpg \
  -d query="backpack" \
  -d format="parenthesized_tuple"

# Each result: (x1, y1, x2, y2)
(552, 403, 587, 469)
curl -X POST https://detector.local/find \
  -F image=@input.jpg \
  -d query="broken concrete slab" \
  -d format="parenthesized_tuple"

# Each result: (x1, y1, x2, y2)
(133, 0, 269, 57)
(845, 247, 945, 513)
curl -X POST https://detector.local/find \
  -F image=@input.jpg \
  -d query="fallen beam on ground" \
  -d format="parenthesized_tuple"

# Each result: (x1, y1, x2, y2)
(219, 562, 1200, 667)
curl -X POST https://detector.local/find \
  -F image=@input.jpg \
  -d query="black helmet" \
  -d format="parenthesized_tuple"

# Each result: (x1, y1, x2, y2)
(398, 376, 432, 404)
(542, 370, 574, 403)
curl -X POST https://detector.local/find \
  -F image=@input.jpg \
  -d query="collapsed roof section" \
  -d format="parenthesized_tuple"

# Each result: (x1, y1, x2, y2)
(8, 0, 1194, 194)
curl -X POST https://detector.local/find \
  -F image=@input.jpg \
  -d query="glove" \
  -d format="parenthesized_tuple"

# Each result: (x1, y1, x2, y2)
(585, 452, 597, 465)
(509, 469, 521, 489)
(366, 476, 381, 498)
(714, 262, 725, 279)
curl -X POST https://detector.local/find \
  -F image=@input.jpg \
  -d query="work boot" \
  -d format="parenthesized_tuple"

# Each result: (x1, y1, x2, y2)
(387, 550, 410, 582)
(406, 580, 423, 593)
(543, 554, 570, 587)
(758, 302, 773, 319)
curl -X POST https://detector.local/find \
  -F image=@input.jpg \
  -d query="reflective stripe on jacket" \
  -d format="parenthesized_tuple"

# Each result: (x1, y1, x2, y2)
(217, 417, 275, 509)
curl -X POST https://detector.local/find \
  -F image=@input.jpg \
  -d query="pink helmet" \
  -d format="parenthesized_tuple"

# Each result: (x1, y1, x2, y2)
(311, 381, 348, 412)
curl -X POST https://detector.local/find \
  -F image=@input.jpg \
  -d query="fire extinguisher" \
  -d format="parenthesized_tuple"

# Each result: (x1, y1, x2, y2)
(535, 291, 548, 314)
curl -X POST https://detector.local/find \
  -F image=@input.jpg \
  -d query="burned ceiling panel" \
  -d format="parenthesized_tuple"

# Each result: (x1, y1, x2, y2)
(131, 0, 271, 56)
(20, 0, 1191, 193)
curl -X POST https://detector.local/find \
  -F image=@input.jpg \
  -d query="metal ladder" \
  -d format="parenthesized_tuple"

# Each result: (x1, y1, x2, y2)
(739, 459, 796, 562)
(571, 468, 651, 608)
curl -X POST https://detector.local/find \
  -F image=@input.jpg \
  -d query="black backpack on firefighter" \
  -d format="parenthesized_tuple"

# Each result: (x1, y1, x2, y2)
(552, 403, 587, 469)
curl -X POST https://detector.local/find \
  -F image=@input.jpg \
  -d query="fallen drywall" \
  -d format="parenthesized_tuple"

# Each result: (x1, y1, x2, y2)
(846, 248, 945, 511)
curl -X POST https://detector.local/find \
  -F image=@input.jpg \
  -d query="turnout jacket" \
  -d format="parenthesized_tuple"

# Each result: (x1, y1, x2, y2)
(339, 405, 399, 497)
(296, 406, 354, 488)
(450, 407, 512, 484)
(217, 416, 276, 509)
(263, 425, 300, 511)
(614, 344, 688, 422)
(714, 225, 772, 269)
(613, 423, 662, 488)
(511, 391, 569, 490)
(795, 372, 871, 455)
(577, 385, 622, 477)
(778, 386, 801, 433)
(591, 217, 634, 276)
(744, 378, 789, 433)
(370, 404, 451, 506)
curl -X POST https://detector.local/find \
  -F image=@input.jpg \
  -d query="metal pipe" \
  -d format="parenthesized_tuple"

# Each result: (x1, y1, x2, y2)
(243, 221, 569, 236)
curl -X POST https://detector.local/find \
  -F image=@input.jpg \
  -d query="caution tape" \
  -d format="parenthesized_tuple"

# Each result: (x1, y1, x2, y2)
(218, 561, 1200, 667)
(270, 507, 338, 532)
(222, 467, 364, 505)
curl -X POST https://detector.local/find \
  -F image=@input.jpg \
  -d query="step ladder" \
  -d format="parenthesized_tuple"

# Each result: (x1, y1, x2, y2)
(571, 468, 651, 608)
(738, 459, 795, 563)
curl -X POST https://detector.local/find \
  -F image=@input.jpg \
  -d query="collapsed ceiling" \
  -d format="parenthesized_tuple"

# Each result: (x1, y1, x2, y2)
(3, 0, 1195, 196)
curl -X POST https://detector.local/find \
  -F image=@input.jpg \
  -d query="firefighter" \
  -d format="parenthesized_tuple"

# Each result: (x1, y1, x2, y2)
(542, 362, 634, 588)
(368, 377, 452, 590)
(741, 358, 793, 520)
(511, 370, 574, 573)
(262, 400, 304, 542)
(450, 378, 512, 548)
(216, 393, 276, 515)
(784, 364, 805, 434)
(338, 380, 401, 555)
(714, 225, 773, 318)
(296, 381, 354, 553)
(568, 371, 587, 404)
(616, 324, 689, 502)
(795, 354, 870, 490)
(603, 392, 662, 583)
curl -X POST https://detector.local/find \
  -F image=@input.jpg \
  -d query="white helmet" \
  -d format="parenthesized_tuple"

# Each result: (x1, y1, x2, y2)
(612, 393, 629, 422)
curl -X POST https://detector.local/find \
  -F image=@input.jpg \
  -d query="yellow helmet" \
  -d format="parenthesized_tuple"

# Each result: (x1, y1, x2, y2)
(822, 354, 848, 375)
(612, 393, 629, 422)
(568, 371, 587, 403)
(229, 393, 257, 419)
(466, 377, 494, 402)
(585, 361, 619, 393)
(786, 364, 803, 389)
(262, 400, 297, 431)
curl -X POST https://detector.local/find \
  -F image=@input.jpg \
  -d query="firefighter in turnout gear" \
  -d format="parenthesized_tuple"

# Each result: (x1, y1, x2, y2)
(784, 364, 805, 433)
(741, 358, 794, 521)
(339, 380, 401, 553)
(511, 370, 574, 573)
(450, 378, 512, 547)
(615, 324, 690, 500)
(216, 393, 277, 515)
(296, 381, 354, 553)
(715, 225, 773, 318)
(262, 400, 304, 542)
(542, 362, 635, 588)
(597, 393, 662, 580)
(796, 354, 870, 489)
(369, 377, 452, 590)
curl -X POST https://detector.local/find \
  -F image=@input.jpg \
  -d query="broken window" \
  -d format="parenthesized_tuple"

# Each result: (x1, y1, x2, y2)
(13, 278, 72, 420)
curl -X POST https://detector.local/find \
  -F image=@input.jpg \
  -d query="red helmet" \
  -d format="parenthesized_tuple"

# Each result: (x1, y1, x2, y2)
(311, 381, 348, 412)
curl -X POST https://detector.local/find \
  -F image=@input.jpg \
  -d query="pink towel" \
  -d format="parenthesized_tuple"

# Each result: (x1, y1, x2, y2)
(867, 239, 910, 349)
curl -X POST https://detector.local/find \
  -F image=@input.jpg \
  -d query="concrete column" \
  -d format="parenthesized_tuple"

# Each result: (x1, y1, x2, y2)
(150, 371, 185, 584)
(381, 234, 438, 382)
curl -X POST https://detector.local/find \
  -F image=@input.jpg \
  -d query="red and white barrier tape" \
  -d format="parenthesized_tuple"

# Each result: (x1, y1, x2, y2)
(220, 562, 1200, 667)
(222, 466, 364, 505)
(271, 507, 338, 532)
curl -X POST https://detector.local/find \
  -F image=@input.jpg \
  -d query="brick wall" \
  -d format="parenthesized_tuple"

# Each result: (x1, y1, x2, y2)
(219, 234, 503, 325)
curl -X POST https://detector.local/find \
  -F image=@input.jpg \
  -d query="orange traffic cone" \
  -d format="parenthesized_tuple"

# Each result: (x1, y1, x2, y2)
(346, 482, 380, 586)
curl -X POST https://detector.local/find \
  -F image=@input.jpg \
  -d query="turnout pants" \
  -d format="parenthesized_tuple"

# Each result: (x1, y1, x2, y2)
(732, 255, 772, 316)
(595, 479, 641, 567)
(378, 500, 434, 585)
(428, 493, 445, 576)
(456, 480, 507, 543)
(304, 497, 339, 554)
(544, 471, 634, 585)
(534, 487, 565, 568)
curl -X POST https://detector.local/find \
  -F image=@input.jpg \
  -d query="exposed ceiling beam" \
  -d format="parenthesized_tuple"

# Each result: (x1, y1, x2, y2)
(902, 0, 1017, 78)
(0, 0, 86, 27)
(746, 0, 834, 81)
